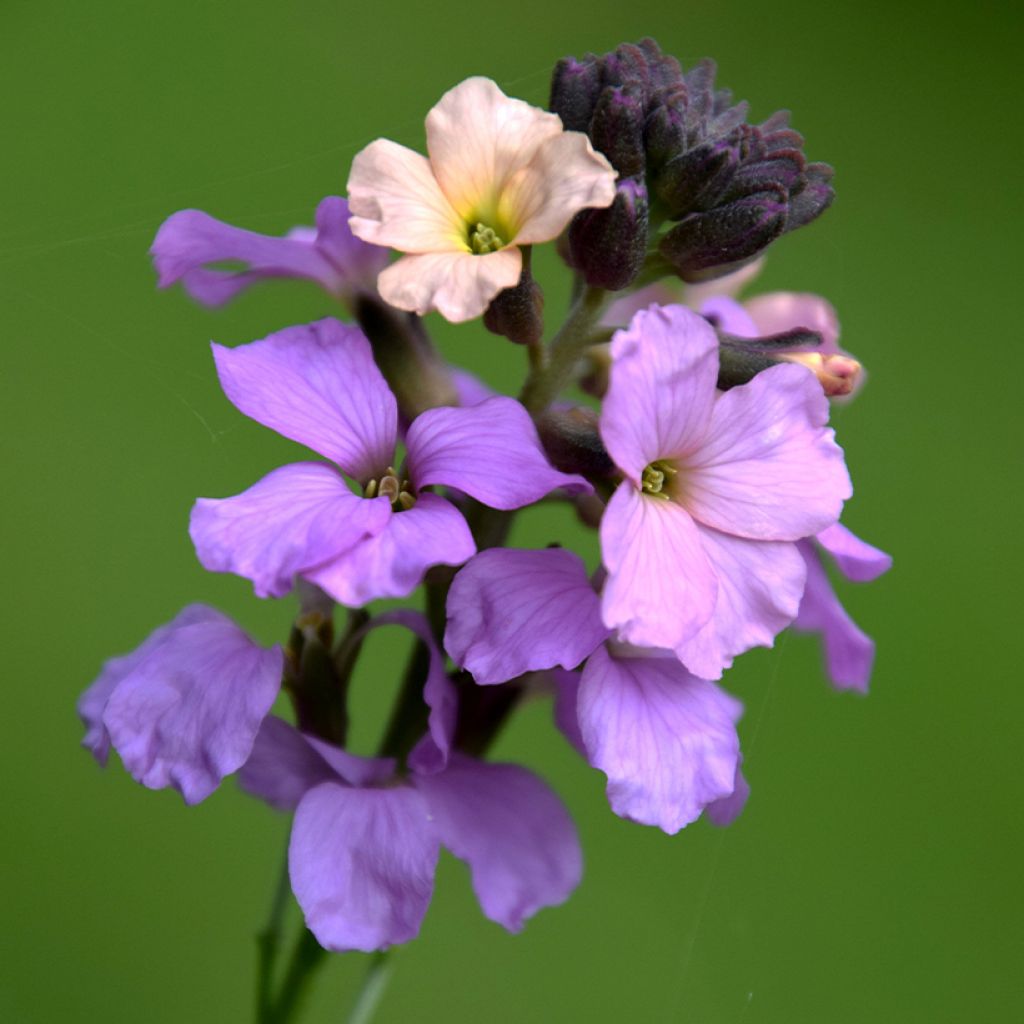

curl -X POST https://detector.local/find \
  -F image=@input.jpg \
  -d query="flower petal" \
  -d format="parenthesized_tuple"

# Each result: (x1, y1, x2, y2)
(794, 541, 876, 692)
(744, 292, 840, 351)
(375, 248, 522, 322)
(815, 523, 892, 583)
(78, 604, 222, 767)
(348, 139, 465, 253)
(424, 77, 564, 222)
(577, 645, 742, 834)
(445, 547, 608, 684)
(698, 296, 759, 337)
(674, 527, 806, 680)
(99, 608, 283, 804)
(212, 319, 397, 481)
(600, 483, 718, 650)
(407, 396, 590, 509)
(414, 754, 582, 931)
(551, 669, 587, 757)
(290, 782, 439, 952)
(705, 761, 751, 827)
(190, 463, 390, 599)
(684, 363, 852, 540)
(306, 493, 474, 605)
(601, 304, 720, 480)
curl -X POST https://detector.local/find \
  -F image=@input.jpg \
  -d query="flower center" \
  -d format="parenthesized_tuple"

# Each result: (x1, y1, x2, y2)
(468, 222, 506, 255)
(641, 460, 677, 500)
(364, 467, 416, 511)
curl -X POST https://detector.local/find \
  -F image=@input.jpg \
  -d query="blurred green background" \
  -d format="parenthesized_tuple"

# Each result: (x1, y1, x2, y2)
(3, 0, 1021, 1020)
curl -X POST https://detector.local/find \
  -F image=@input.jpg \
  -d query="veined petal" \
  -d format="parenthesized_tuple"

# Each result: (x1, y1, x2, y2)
(794, 541, 875, 692)
(290, 782, 439, 952)
(348, 139, 465, 253)
(190, 463, 390, 599)
(425, 77, 564, 223)
(745, 292, 840, 351)
(684, 363, 852, 541)
(375, 248, 522, 322)
(99, 608, 283, 804)
(212, 320, 397, 481)
(578, 645, 742, 834)
(306, 493, 474, 606)
(601, 305, 719, 479)
(407, 397, 589, 509)
(600, 483, 718, 650)
(78, 604, 222, 767)
(238, 717, 395, 811)
(446, 548, 608, 684)
(312, 196, 391, 285)
(816, 523, 892, 582)
(506, 131, 617, 244)
(674, 527, 806, 680)
(414, 754, 582, 931)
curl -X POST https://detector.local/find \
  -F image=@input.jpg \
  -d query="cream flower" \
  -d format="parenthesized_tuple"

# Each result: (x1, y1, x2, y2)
(347, 77, 617, 323)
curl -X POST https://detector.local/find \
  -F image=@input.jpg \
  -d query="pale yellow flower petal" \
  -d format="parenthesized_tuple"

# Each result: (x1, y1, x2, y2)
(377, 248, 522, 322)
(348, 139, 466, 254)
(425, 77, 564, 226)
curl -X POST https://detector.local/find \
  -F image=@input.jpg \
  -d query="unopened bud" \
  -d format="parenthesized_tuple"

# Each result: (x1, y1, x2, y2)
(569, 177, 649, 290)
(535, 407, 616, 480)
(579, 343, 611, 400)
(780, 351, 862, 397)
(483, 257, 544, 346)
(590, 86, 646, 177)
(550, 56, 602, 133)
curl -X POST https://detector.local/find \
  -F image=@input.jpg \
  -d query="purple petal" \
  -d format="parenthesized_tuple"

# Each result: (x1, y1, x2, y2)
(238, 717, 395, 811)
(445, 548, 608, 685)
(406, 397, 590, 509)
(577, 645, 742, 834)
(794, 541, 875, 692)
(815, 523, 892, 582)
(684, 363, 852, 541)
(450, 367, 494, 408)
(359, 610, 457, 776)
(744, 292, 840, 351)
(190, 463, 390, 599)
(306, 493, 474, 605)
(674, 527, 806, 680)
(601, 304, 719, 480)
(212, 320, 397, 482)
(705, 761, 751, 827)
(699, 296, 759, 337)
(600, 483, 718, 650)
(99, 608, 283, 804)
(414, 755, 582, 931)
(289, 782, 439, 952)
(551, 669, 587, 757)
(150, 197, 388, 307)
(78, 604, 222, 766)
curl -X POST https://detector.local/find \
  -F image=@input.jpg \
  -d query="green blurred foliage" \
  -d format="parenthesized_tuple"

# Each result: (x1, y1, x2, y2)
(2, 0, 1021, 1020)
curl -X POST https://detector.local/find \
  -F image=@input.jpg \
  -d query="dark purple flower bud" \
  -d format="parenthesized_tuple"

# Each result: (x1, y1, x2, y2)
(654, 137, 741, 215)
(535, 407, 615, 480)
(589, 86, 646, 177)
(659, 187, 788, 282)
(483, 261, 544, 346)
(787, 162, 835, 229)
(568, 177, 649, 291)
(550, 56, 602, 133)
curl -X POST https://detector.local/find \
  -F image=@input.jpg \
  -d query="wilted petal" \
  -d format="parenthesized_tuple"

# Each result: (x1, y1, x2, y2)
(290, 782, 439, 952)
(744, 292, 840, 351)
(600, 484, 717, 650)
(408, 397, 589, 510)
(375, 248, 522, 322)
(601, 305, 719, 480)
(815, 523, 892, 582)
(307, 493, 474, 605)
(190, 463, 390, 599)
(794, 541, 875, 692)
(446, 548, 608, 684)
(212, 320, 397, 481)
(78, 604, 221, 767)
(675, 527, 806, 680)
(705, 761, 750, 827)
(684, 363, 851, 540)
(99, 609, 283, 804)
(414, 754, 582, 931)
(348, 139, 465, 253)
(578, 645, 742, 834)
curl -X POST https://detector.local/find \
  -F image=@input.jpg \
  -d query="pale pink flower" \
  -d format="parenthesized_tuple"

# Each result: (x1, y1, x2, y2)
(347, 77, 617, 322)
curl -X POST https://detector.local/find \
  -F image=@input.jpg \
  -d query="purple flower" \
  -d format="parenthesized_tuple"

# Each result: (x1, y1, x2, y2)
(599, 303, 852, 679)
(77, 605, 283, 804)
(239, 612, 581, 951)
(190, 318, 588, 605)
(445, 547, 746, 834)
(151, 196, 389, 307)
(794, 523, 893, 692)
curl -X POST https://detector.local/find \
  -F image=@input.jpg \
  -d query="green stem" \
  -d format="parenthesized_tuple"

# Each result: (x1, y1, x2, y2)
(266, 927, 328, 1024)
(519, 286, 607, 414)
(256, 838, 293, 1023)
(346, 952, 394, 1024)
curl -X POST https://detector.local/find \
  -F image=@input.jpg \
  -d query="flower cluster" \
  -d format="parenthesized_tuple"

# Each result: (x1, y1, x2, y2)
(80, 43, 890, 971)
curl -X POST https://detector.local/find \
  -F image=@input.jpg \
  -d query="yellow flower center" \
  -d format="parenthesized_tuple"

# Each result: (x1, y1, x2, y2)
(641, 460, 678, 500)
(468, 222, 506, 254)
(364, 467, 416, 511)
